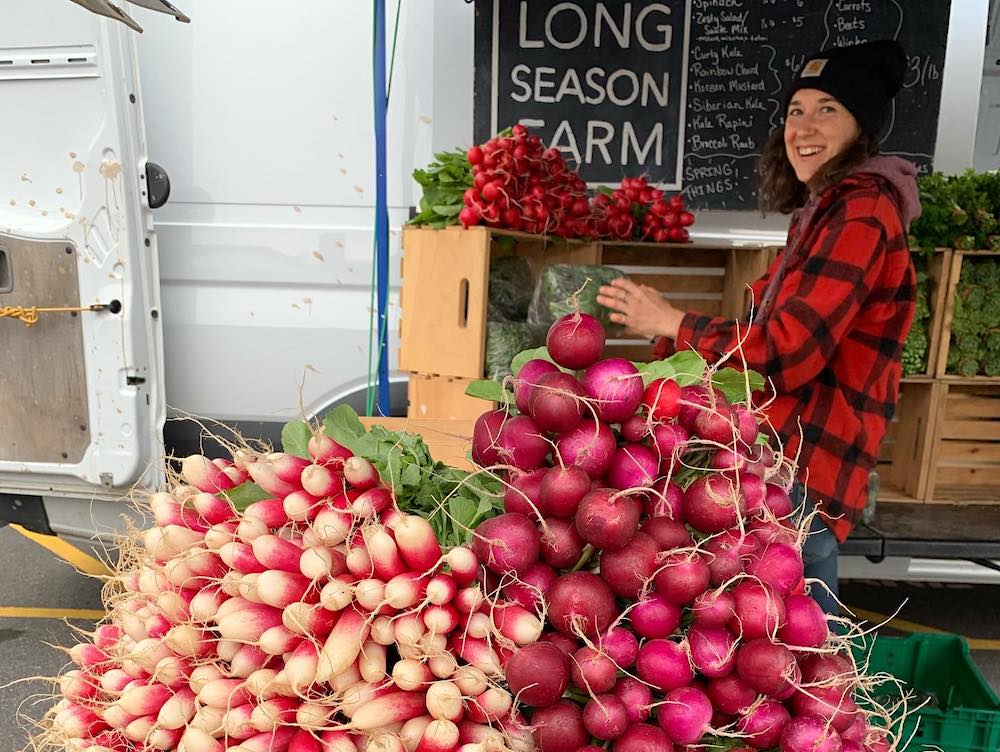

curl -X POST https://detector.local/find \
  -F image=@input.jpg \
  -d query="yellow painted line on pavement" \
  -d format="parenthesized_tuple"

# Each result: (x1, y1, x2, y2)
(9, 524, 111, 577)
(848, 605, 1000, 651)
(0, 607, 105, 620)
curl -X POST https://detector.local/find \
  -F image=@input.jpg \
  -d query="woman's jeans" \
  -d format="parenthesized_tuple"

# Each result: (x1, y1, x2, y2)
(790, 483, 840, 615)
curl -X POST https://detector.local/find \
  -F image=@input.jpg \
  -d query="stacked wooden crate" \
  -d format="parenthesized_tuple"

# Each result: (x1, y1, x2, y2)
(878, 249, 1000, 504)
(398, 226, 774, 419)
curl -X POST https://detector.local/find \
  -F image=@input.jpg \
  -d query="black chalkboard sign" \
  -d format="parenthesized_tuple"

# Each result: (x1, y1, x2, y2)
(474, 1, 951, 211)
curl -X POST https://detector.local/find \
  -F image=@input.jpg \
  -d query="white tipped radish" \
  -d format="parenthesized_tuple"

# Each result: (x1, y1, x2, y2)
(308, 433, 352, 465)
(330, 662, 363, 692)
(393, 515, 443, 573)
(250, 697, 300, 732)
(136, 565, 167, 595)
(238, 573, 263, 603)
(59, 670, 98, 703)
(153, 497, 209, 532)
(425, 574, 457, 606)
(385, 573, 428, 610)
(157, 686, 196, 729)
(449, 635, 501, 677)
(248, 452, 309, 492)
(346, 545, 375, 578)
(230, 644, 272, 678)
(99, 668, 132, 694)
(301, 463, 345, 498)
(123, 714, 156, 743)
(259, 625, 303, 656)
(197, 677, 252, 709)
(319, 577, 354, 612)
(284, 639, 320, 691)
(392, 659, 434, 692)
(215, 593, 256, 621)
(343, 456, 379, 489)
(216, 638, 242, 662)
(153, 655, 193, 688)
(127, 638, 172, 673)
(254, 570, 313, 609)
(220, 542, 266, 574)
(191, 491, 237, 524)
(244, 667, 281, 700)
(283, 489, 326, 522)
(164, 625, 213, 658)
(352, 487, 393, 518)
(350, 691, 428, 730)
(182, 454, 237, 492)
(118, 680, 173, 716)
(188, 664, 225, 693)
(354, 577, 387, 611)
(230, 729, 299, 752)
(101, 702, 138, 730)
(92, 623, 121, 650)
(190, 586, 229, 622)
(252, 535, 305, 574)
(428, 653, 458, 680)
(118, 611, 147, 642)
(466, 687, 511, 724)
(400, 716, 434, 752)
(52, 702, 107, 738)
(156, 587, 196, 622)
(300, 545, 347, 580)
(416, 719, 460, 752)
(454, 585, 483, 614)
(204, 521, 238, 550)
(422, 604, 459, 635)
(217, 601, 284, 642)
(316, 606, 370, 682)
(244, 497, 290, 529)
(313, 507, 352, 546)
(394, 613, 426, 646)
(364, 527, 409, 580)
(150, 725, 184, 749)
(237, 515, 271, 542)
(492, 603, 543, 645)
(69, 643, 108, 671)
(371, 615, 396, 646)
(179, 728, 225, 752)
(381, 507, 404, 529)
(359, 640, 387, 683)
(425, 681, 463, 722)
(339, 680, 396, 718)
(222, 703, 257, 740)
(220, 569, 245, 597)
(282, 601, 338, 637)
(445, 547, 478, 585)
(451, 666, 488, 697)
(465, 612, 491, 640)
(144, 613, 170, 638)
(295, 702, 332, 730)
(145, 524, 204, 560)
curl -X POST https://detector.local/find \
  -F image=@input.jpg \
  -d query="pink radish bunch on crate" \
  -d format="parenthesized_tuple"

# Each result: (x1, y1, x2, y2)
(31, 312, 914, 752)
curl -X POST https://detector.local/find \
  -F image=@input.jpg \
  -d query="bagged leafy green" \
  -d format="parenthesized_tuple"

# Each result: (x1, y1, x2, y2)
(528, 264, 625, 331)
(485, 321, 542, 382)
(487, 255, 533, 321)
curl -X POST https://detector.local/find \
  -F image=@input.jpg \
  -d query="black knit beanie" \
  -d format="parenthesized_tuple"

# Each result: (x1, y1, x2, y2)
(785, 40, 907, 138)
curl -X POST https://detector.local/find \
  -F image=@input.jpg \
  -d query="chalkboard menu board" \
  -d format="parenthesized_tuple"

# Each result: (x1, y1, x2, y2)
(474, 1, 951, 210)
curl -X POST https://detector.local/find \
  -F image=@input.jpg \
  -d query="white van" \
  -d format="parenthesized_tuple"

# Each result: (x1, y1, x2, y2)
(0, 0, 994, 580)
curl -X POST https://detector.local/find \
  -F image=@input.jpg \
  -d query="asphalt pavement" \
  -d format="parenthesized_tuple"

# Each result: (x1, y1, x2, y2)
(0, 526, 996, 751)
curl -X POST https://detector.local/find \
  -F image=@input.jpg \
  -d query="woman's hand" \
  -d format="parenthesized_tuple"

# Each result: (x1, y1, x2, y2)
(596, 277, 686, 340)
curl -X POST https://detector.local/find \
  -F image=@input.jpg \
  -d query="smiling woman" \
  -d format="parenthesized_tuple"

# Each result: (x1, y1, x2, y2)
(598, 39, 920, 616)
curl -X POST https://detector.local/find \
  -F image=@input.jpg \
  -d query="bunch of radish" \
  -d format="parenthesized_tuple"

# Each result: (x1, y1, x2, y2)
(461, 125, 592, 238)
(466, 310, 900, 752)
(33, 433, 543, 752)
(591, 176, 695, 243)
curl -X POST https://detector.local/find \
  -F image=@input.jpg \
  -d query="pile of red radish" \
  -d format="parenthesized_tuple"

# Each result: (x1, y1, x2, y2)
(591, 177, 695, 242)
(468, 310, 898, 752)
(32, 312, 905, 752)
(461, 125, 592, 238)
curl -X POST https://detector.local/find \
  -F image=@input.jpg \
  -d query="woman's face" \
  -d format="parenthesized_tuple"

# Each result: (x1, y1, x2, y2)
(784, 88, 862, 185)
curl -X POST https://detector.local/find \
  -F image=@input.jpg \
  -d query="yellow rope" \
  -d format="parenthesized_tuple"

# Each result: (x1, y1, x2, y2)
(0, 304, 105, 327)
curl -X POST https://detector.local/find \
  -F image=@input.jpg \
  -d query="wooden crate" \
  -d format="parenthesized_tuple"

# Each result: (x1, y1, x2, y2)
(398, 226, 599, 380)
(406, 373, 491, 421)
(599, 241, 777, 362)
(908, 249, 952, 378)
(876, 380, 943, 502)
(935, 250, 1000, 381)
(926, 383, 1000, 503)
(399, 226, 775, 375)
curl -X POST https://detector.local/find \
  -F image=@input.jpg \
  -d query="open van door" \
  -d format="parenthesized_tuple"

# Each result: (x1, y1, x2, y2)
(0, 1, 167, 544)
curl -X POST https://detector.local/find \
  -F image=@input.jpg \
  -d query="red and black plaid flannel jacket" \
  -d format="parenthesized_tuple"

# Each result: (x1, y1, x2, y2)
(653, 172, 917, 542)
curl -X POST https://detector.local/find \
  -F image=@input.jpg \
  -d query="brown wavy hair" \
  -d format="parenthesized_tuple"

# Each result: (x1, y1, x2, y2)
(756, 127, 879, 214)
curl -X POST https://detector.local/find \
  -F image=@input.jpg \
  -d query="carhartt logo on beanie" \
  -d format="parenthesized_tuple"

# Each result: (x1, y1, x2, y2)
(786, 39, 907, 137)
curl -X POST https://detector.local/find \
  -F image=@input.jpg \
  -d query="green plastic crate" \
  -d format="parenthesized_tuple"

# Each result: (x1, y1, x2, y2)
(857, 633, 1000, 752)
